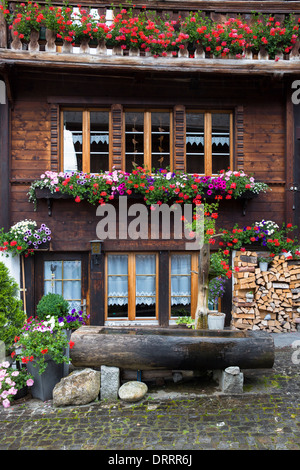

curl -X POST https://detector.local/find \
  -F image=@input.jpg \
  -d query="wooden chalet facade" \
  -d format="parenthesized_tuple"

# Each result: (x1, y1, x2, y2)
(0, 0, 299, 327)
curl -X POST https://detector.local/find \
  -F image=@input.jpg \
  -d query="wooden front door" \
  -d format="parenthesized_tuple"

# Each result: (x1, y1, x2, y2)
(35, 252, 89, 318)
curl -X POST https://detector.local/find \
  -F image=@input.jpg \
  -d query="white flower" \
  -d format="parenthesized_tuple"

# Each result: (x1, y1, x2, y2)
(43, 316, 56, 331)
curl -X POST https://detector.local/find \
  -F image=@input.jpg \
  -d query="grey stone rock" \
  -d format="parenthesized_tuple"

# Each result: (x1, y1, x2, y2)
(53, 368, 100, 407)
(100, 365, 120, 401)
(118, 381, 148, 402)
(221, 366, 244, 393)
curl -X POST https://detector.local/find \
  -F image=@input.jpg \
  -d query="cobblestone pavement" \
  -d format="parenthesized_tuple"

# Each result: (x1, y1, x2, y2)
(0, 335, 300, 453)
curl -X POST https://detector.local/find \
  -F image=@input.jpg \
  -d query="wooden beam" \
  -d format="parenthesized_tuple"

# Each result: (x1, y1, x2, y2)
(90, 252, 105, 326)
(204, 112, 212, 175)
(285, 81, 295, 226)
(1, 52, 300, 76)
(159, 250, 170, 327)
(0, 98, 10, 231)
(82, 110, 90, 173)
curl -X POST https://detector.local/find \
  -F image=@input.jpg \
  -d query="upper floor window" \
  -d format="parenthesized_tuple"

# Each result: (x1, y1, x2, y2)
(186, 111, 232, 175)
(125, 110, 171, 172)
(63, 109, 110, 173)
(62, 107, 232, 175)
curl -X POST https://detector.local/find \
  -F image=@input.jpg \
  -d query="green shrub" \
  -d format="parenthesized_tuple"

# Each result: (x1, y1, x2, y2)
(0, 262, 26, 353)
(36, 293, 70, 320)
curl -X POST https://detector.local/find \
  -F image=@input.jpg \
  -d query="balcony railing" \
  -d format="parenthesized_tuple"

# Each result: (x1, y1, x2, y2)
(0, 4, 299, 72)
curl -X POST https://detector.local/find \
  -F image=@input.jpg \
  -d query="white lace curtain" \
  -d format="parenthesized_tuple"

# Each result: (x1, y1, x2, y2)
(186, 136, 230, 146)
(107, 254, 192, 306)
(107, 254, 156, 306)
(107, 254, 128, 306)
(72, 134, 109, 145)
(171, 254, 191, 305)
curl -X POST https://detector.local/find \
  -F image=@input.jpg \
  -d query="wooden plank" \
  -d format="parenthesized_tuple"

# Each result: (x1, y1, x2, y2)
(204, 112, 212, 175)
(0, 99, 10, 231)
(90, 252, 105, 325)
(285, 84, 295, 225)
(158, 251, 170, 327)
(128, 253, 135, 322)
(2, 52, 300, 75)
(235, 105, 244, 170)
(110, 104, 123, 170)
(82, 110, 90, 173)
(173, 105, 186, 172)
(144, 111, 152, 171)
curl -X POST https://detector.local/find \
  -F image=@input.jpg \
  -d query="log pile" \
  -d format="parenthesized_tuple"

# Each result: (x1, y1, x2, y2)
(231, 251, 300, 332)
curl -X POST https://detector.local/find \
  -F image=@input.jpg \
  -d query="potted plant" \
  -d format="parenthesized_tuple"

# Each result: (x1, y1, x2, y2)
(12, 317, 74, 401)
(7, 0, 45, 45)
(207, 311, 226, 330)
(246, 291, 254, 302)
(36, 293, 70, 321)
(258, 256, 270, 271)
(0, 360, 34, 408)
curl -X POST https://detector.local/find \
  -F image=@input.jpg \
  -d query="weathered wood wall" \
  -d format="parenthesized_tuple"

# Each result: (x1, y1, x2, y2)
(8, 68, 290, 252)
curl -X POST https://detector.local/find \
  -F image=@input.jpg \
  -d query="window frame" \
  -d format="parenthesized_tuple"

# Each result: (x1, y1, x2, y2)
(43, 259, 82, 310)
(60, 107, 111, 174)
(35, 252, 89, 318)
(123, 108, 173, 172)
(186, 109, 233, 175)
(169, 251, 199, 319)
(104, 252, 159, 321)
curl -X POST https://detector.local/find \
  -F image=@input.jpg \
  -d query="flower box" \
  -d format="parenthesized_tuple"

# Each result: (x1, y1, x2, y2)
(33, 240, 50, 251)
(35, 188, 74, 216)
(35, 188, 73, 200)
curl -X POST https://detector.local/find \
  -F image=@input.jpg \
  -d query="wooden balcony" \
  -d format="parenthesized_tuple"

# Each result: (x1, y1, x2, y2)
(0, 1, 299, 76)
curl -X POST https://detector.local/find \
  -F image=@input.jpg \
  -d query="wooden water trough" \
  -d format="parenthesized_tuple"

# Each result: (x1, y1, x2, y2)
(70, 326, 275, 371)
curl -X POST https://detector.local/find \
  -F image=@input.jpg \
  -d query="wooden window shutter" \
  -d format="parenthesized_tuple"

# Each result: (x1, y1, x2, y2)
(110, 104, 124, 170)
(50, 104, 59, 172)
(235, 106, 244, 171)
(173, 105, 186, 172)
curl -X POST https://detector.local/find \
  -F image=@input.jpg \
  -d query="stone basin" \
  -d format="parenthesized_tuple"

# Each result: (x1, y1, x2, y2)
(70, 326, 275, 371)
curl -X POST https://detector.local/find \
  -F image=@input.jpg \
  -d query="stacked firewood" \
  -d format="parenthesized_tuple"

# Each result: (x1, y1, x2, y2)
(231, 251, 300, 332)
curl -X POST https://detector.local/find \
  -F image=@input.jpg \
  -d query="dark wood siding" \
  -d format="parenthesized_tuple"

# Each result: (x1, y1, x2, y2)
(8, 70, 290, 247)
